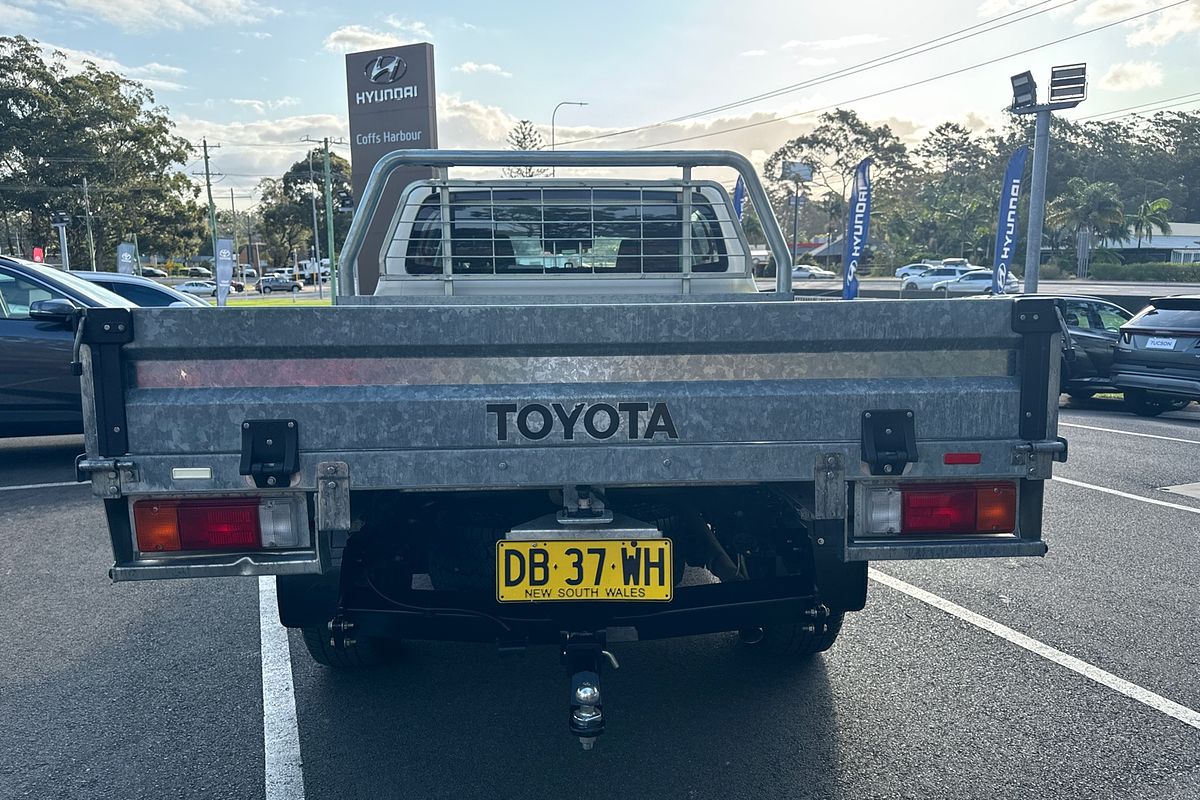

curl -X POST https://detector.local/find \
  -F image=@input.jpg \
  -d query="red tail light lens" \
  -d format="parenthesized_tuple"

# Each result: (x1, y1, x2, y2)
(134, 499, 261, 552)
(178, 500, 260, 549)
(902, 487, 976, 533)
(894, 482, 1017, 535)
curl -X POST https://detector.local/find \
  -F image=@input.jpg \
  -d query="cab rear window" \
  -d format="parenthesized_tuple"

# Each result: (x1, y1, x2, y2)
(397, 188, 731, 275)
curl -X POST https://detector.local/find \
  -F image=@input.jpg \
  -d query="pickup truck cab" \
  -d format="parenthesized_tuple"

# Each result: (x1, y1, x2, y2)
(73, 150, 1065, 749)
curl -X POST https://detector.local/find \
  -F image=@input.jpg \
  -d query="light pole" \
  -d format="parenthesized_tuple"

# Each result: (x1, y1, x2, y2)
(1009, 63, 1087, 292)
(550, 100, 588, 177)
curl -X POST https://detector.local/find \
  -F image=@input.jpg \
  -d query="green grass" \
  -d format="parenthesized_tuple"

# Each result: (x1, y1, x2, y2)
(207, 295, 333, 307)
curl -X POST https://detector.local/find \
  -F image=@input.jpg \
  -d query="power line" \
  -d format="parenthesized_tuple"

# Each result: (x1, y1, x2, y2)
(558, 0, 1073, 148)
(618, 0, 1187, 151)
(1077, 91, 1200, 121)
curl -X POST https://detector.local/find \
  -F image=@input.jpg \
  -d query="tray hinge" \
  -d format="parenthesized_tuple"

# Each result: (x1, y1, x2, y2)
(861, 409, 917, 476)
(239, 419, 299, 488)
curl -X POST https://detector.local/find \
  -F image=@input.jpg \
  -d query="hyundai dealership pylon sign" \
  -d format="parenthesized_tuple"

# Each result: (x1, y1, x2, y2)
(345, 43, 438, 295)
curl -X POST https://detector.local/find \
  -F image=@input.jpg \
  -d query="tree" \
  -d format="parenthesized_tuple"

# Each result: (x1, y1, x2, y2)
(1127, 197, 1172, 248)
(1046, 178, 1126, 279)
(502, 120, 549, 178)
(764, 110, 911, 222)
(255, 177, 311, 269)
(0, 36, 198, 266)
(280, 148, 353, 258)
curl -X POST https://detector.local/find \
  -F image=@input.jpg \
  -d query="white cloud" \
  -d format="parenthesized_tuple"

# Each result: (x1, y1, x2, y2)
(740, 49, 767, 57)
(453, 61, 512, 77)
(322, 25, 404, 54)
(977, 0, 1044, 15)
(240, 31, 272, 39)
(783, 33, 887, 51)
(1074, 0, 1151, 25)
(39, 42, 187, 91)
(0, 1, 38, 26)
(230, 96, 301, 114)
(1097, 60, 1164, 91)
(384, 15, 434, 40)
(795, 56, 837, 66)
(55, 0, 279, 34)
(1122, 1, 1200, 46)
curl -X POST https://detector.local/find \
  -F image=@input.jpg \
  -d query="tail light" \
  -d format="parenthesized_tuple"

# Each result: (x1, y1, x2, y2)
(865, 482, 1017, 536)
(133, 497, 304, 553)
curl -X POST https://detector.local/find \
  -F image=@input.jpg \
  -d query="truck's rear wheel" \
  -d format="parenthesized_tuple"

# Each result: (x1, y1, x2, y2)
(299, 626, 400, 669)
(742, 611, 846, 658)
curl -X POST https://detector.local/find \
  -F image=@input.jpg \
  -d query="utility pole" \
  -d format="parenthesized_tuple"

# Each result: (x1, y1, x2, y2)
(132, 232, 142, 275)
(323, 138, 337, 300)
(81, 177, 97, 270)
(307, 149, 322, 298)
(202, 138, 220, 267)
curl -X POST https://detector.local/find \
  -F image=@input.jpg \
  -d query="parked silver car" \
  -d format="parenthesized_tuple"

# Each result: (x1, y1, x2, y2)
(931, 269, 1021, 296)
(176, 280, 217, 297)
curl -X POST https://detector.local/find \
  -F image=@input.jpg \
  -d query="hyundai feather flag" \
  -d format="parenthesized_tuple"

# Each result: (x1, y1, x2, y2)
(732, 176, 746, 221)
(842, 158, 872, 301)
(992, 146, 1029, 295)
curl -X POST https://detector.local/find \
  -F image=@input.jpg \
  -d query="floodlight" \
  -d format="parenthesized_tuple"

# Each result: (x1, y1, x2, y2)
(1049, 63, 1087, 105)
(1010, 71, 1037, 110)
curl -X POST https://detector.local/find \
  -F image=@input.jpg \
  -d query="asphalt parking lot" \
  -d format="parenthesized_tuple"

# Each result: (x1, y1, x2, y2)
(2, 401, 1198, 800)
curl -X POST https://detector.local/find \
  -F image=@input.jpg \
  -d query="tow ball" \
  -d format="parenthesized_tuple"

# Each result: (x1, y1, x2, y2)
(562, 632, 620, 750)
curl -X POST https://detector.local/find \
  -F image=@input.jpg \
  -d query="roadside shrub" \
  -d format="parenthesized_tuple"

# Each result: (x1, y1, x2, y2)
(1089, 262, 1200, 282)
(1038, 262, 1070, 280)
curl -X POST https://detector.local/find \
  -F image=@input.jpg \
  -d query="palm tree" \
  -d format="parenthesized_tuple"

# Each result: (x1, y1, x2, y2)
(1046, 178, 1125, 279)
(1127, 197, 1172, 249)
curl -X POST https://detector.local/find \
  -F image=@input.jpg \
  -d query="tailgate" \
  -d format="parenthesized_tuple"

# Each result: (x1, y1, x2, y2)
(80, 298, 1057, 491)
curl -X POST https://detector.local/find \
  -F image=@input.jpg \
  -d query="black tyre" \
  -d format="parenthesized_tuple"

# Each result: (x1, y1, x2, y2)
(904, 283, 918, 291)
(1124, 389, 1167, 417)
(299, 626, 400, 669)
(291, 285, 300, 293)
(934, 287, 948, 297)
(263, 286, 273, 294)
(1066, 390, 1096, 401)
(743, 611, 846, 658)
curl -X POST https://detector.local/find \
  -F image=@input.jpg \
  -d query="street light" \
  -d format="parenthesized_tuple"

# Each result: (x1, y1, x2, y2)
(1009, 63, 1087, 292)
(550, 100, 588, 176)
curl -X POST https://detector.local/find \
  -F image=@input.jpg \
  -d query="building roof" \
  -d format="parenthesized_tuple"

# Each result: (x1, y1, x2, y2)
(1107, 222, 1200, 251)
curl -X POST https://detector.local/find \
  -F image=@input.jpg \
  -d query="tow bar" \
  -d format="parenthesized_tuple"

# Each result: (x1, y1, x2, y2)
(562, 631, 619, 750)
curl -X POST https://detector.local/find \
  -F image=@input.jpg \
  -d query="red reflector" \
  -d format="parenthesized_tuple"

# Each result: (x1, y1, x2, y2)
(943, 452, 982, 465)
(176, 499, 260, 550)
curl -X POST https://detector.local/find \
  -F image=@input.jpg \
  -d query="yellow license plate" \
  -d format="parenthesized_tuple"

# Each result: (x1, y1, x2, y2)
(496, 539, 672, 602)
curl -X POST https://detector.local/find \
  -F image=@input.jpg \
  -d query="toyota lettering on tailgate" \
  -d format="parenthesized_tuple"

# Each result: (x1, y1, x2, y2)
(486, 402, 679, 442)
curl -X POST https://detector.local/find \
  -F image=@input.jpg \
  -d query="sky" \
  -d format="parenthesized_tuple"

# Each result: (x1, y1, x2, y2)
(5, 0, 1199, 202)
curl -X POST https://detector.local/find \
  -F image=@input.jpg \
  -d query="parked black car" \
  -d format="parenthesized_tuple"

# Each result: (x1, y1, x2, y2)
(977, 294, 1133, 399)
(1112, 296, 1200, 416)
(0, 256, 134, 437)
(1054, 295, 1134, 399)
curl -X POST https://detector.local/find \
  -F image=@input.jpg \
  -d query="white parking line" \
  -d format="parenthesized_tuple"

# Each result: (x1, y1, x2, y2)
(259, 576, 306, 800)
(869, 569, 1200, 732)
(1053, 476, 1200, 515)
(0, 480, 83, 493)
(1060, 421, 1200, 445)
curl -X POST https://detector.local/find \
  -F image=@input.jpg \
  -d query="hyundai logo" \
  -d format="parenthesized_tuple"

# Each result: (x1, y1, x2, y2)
(365, 55, 406, 85)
